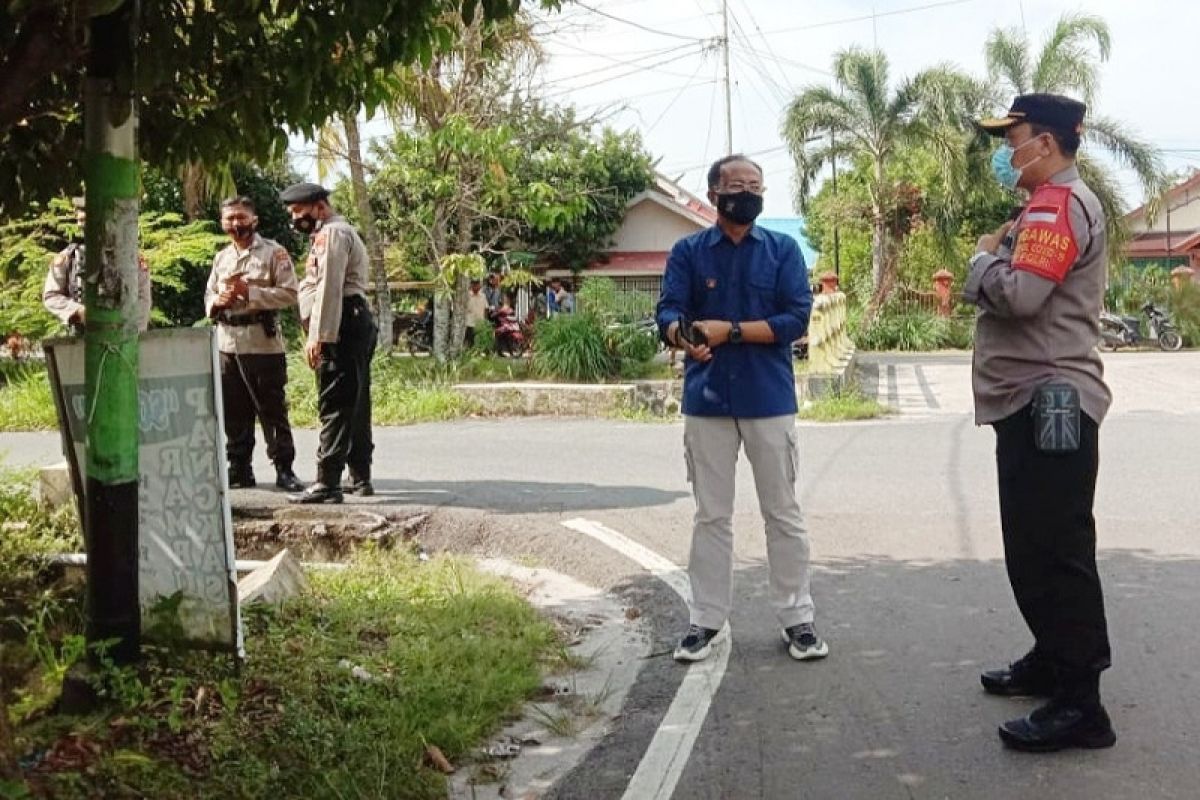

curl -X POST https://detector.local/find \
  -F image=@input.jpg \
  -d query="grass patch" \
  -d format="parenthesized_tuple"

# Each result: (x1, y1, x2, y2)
(0, 352, 678, 433)
(797, 383, 892, 422)
(2, 468, 566, 799)
(0, 366, 55, 431)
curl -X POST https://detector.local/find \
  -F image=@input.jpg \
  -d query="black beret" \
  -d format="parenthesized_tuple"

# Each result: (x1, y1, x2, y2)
(979, 93, 1087, 137)
(279, 182, 330, 204)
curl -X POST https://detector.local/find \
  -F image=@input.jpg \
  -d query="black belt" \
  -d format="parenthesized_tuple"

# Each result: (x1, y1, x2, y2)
(218, 315, 261, 327)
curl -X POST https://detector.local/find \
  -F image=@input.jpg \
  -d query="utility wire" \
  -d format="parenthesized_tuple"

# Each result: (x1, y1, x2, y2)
(540, 41, 708, 87)
(541, 45, 711, 97)
(728, 16, 789, 105)
(733, 0, 794, 92)
(646, 53, 714, 134)
(729, 41, 833, 78)
(731, 48, 784, 113)
(762, 0, 978, 37)
(573, 1, 712, 42)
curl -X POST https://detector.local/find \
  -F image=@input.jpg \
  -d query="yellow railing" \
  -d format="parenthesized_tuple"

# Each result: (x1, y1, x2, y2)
(807, 292, 853, 374)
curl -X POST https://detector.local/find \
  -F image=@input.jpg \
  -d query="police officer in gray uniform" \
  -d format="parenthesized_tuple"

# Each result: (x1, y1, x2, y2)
(44, 196, 151, 334)
(965, 94, 1115, 752)
(280, 182, 377, 504)
(205, 195, 305, 492)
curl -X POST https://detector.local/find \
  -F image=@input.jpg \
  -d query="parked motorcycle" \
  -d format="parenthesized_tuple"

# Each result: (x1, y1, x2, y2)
(405, 310, 434, 356)
(492, 306, 528, 357)
(1099, 302, 1183, 352)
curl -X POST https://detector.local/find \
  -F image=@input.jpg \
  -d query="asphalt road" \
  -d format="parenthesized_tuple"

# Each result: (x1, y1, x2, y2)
(4, 351, 1199, 799)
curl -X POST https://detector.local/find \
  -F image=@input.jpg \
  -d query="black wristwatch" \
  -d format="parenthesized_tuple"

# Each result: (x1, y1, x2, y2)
(729, 321, 743, 344)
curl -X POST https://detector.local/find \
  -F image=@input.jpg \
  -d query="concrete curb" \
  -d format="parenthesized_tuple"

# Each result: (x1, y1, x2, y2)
(451, 559, 652, 800)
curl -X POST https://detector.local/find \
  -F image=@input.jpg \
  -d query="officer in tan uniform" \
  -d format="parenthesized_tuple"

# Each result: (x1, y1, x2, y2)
(205, 196, 305, 492)
(44, 196, 151, 333)
(965, 94, 1115, 753)
(280, 182, 377, 504)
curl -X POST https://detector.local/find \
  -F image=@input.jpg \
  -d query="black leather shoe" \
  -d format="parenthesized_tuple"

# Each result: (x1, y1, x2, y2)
(275, 468, 305, 492)
(981, 651, 1056, 697)
(288, 483, 343, 505)
(342, 480, 374, 497)
(228, 466, 256, 489)
(999, 700, 1116, 752)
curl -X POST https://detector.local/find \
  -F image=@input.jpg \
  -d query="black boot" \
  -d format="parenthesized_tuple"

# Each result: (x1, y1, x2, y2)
(275, 466, 305, 492)
(343, 470, 374, 497)
(981, 648, 1056, 697)
(228, 463, 256, 489)
(999, 670, 1115, 752)
(289, 481, 343, 505)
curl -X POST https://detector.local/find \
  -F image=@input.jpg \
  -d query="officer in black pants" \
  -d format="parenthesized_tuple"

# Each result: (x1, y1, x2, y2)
(206, 195, 305, 491)
(281, 182, 377, 504)
(965, 94, 1115, 752)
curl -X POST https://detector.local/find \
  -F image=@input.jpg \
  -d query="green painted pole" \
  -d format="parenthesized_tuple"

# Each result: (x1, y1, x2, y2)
(83, 0, 141, 665)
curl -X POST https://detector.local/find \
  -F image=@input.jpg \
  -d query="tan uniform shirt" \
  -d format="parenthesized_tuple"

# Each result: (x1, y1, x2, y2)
(296, 215, 369, 344)
(43, 244, 152, 331)
(466, 291, 488, 328)
(204, 234, 299, 355)
(963, 165, 1112, 425)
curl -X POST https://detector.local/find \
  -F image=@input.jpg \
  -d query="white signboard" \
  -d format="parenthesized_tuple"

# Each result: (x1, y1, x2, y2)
(46, 329, 242, 655)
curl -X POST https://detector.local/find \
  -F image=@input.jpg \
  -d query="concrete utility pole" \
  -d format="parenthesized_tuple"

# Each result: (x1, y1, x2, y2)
(83, 0, 141, 665)
(721, 0, 732, 155)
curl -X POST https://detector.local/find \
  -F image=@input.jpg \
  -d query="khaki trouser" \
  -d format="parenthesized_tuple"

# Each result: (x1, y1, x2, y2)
(684, 414, 814, 630)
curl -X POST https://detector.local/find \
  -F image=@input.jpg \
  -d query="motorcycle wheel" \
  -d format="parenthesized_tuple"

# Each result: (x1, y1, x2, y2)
(1097, 337, 1118, 353)
(1158, 329, 1183, 352)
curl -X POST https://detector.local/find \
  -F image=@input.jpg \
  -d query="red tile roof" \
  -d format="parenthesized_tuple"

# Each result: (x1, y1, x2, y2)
(1126, 230, 1200, 255)
(1125, 172, 1200, 222)
(589, 251, 669, 273)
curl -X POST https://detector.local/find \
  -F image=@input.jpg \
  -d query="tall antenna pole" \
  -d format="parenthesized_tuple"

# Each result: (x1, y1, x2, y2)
(722, 0, 733, 154)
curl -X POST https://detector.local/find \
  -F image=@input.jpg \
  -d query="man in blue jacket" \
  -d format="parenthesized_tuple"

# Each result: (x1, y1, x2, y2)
(656, 154, 825, 664)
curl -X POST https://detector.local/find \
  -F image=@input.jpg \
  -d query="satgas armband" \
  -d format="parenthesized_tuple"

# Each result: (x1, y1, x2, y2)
(1010, 185, 1078, 284)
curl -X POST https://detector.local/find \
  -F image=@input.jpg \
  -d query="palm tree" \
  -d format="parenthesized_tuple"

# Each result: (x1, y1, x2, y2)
(783, 48, 987, 307)
(984, 13, 1167, 251)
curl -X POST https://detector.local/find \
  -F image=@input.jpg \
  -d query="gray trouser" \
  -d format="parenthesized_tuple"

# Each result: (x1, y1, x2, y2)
(684, 414, 814, 630)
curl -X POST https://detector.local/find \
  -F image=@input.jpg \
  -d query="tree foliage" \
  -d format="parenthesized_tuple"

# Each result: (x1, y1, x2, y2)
(782, 48, 990, 309)
(364, 12, 651, 359)
(0, 0, 547, 215)
(0, 199, 225, 340)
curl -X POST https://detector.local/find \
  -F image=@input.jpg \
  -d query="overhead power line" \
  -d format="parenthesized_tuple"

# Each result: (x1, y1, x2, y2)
(540, 41, 709, 89)
(541, 44, 710, 97)
(762, 0, 978, 37)
(573, 1, 712, 43)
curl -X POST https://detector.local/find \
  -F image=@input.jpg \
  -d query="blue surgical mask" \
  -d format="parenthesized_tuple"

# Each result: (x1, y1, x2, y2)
(991, 137, 1044, 191)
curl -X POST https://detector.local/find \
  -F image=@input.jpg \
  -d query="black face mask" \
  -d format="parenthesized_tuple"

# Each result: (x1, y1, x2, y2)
(232, 224, 256, 240)
(292, 214, 317, 235)
(716, 191, 763, 225)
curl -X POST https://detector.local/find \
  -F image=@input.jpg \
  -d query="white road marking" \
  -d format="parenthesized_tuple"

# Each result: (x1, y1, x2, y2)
(561, 517, 731, 800)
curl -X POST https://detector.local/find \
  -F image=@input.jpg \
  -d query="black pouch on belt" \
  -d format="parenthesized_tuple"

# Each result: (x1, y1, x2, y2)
(1031, 381, 1081, 454)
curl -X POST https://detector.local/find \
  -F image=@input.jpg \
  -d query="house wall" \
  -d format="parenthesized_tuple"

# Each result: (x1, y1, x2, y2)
(1130, 193, 1200, 234)
(611, 200, 705, 252)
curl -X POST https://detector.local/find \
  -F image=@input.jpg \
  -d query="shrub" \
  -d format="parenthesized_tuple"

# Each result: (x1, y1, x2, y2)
(533, 313, 614, 382)
(606, 321, 658, 364)
(853, 307, 950, 351)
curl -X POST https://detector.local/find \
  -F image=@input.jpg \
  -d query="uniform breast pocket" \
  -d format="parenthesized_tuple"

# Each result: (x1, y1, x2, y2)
(694, 269, 722, 316)
(244, 257, 274, 287)
(746, 262, 779, 319)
